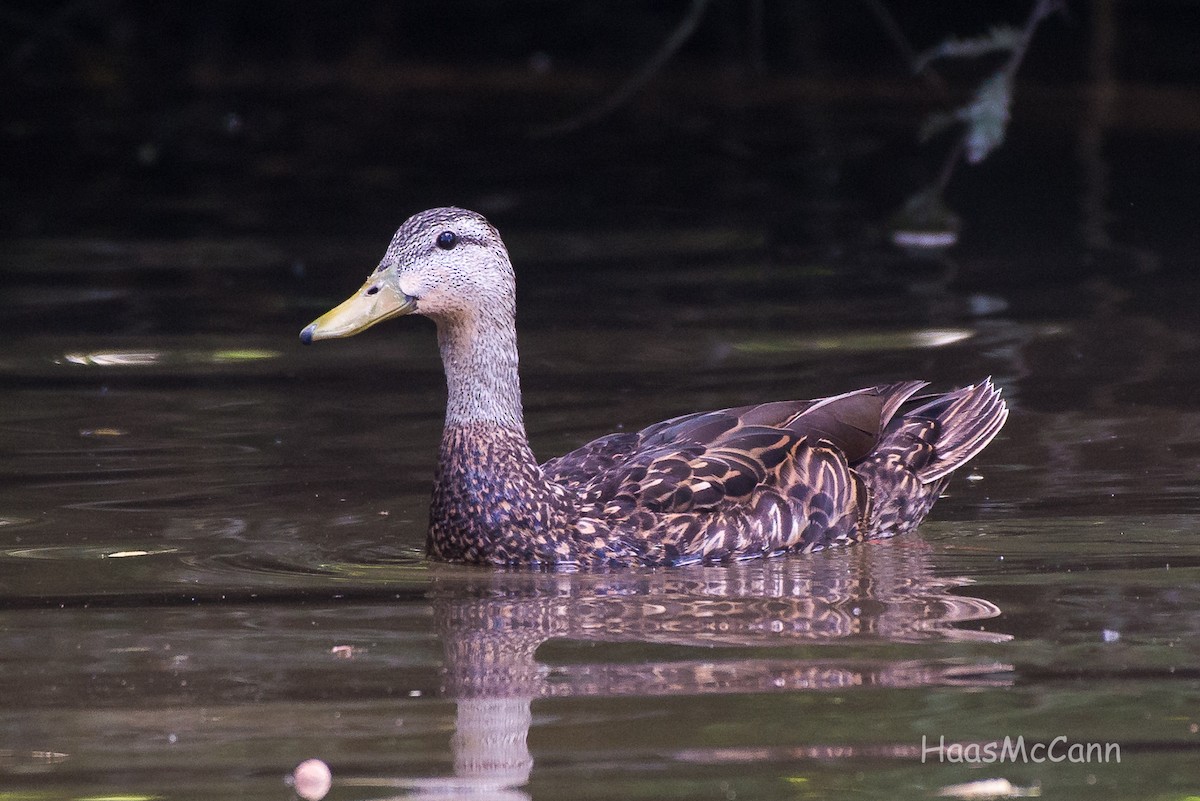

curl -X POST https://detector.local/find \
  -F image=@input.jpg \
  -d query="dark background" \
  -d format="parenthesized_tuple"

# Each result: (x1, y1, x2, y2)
(3, 1, 1199, 283)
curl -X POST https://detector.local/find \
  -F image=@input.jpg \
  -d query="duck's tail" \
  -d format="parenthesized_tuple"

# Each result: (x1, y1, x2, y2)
(855, 378, 1008, 540)
(904, 378, 1009, 483)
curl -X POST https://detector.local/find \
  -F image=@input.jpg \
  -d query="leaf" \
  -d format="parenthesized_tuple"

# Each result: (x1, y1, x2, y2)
(917, 69, 1013, 163)
(915, 26, 1022, 72)
(956, 72, 1013, 163)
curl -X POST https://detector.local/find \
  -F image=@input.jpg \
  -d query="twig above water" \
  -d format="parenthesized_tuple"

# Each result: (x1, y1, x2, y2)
(532, 0, 713, 138)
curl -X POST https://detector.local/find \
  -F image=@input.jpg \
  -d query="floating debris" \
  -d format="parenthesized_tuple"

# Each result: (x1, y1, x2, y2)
(291, 758, 333, 801)
(887, 191, 961, 251)
(63, 350, 161, 367)
(81, 427, 127, 437)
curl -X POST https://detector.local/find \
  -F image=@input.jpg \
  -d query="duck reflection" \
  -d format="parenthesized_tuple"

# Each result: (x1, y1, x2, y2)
(361, 535, 1008, 800)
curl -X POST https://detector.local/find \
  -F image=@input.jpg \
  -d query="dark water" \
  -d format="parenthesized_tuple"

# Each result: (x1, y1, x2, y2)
(4, 214, 1200, 801)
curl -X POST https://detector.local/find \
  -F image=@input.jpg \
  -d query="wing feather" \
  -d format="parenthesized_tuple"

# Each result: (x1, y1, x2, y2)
(541, 382, 928, 521)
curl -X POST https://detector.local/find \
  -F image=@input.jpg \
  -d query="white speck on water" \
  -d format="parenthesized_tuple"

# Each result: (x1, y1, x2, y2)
(291, 758, 333, 801)
(1102, 629, 1120, 643)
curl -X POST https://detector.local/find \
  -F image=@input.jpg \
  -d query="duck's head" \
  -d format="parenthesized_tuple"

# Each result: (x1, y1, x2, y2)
(300, 207, 514, 344)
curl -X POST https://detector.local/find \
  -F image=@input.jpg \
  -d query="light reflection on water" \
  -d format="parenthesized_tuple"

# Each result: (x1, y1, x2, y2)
(58, 348, 281, 367)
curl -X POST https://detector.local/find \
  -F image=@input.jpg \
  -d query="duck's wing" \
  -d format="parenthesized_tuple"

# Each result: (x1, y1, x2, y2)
(545, 382, 928, 515)
(541, 405, 757, 488)
(541, 431, 642, 489)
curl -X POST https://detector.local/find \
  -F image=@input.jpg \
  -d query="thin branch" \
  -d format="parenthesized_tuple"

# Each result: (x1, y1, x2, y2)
(933, 134, 965, 195)
(1004, 0, 1064, 75)
(862, 0, 948, 97)
(933, 0, 1064, 192)
(532, 0, 713, 139)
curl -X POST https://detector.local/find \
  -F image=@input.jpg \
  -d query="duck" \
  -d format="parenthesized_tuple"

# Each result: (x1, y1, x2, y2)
(301, 207, 1008, 569)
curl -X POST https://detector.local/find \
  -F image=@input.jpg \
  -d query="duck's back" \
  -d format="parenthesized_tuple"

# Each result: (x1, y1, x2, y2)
(541, 380, 1007, 564)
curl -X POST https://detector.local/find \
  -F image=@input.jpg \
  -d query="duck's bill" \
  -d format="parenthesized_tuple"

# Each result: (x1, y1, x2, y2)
(300, 278, 416, 344)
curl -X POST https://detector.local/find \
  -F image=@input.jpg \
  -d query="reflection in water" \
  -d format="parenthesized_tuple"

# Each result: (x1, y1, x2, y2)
(58, 348, 281, 368)
(350, 537, 1008, 799)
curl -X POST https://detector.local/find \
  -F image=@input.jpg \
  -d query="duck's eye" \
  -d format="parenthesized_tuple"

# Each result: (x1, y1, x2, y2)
(436, 231, 458, 250)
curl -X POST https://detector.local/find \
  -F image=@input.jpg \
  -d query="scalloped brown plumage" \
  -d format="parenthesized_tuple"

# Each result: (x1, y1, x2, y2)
(302, 208, 1009, 569)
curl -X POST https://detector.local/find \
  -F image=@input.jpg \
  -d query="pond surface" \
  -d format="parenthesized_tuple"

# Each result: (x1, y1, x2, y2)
(3, 214, 1200, 801)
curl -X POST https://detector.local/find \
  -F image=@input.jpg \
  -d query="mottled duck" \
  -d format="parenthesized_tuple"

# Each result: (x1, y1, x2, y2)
(301, 207, 1007, 569)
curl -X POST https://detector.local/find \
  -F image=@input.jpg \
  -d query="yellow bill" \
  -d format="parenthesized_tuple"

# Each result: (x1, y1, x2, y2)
(300, 276, 416, 344)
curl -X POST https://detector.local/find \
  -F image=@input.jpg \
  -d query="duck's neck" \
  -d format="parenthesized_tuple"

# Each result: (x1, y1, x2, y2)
(430, 312, 578, 564)
(437, 310, 525, 434)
